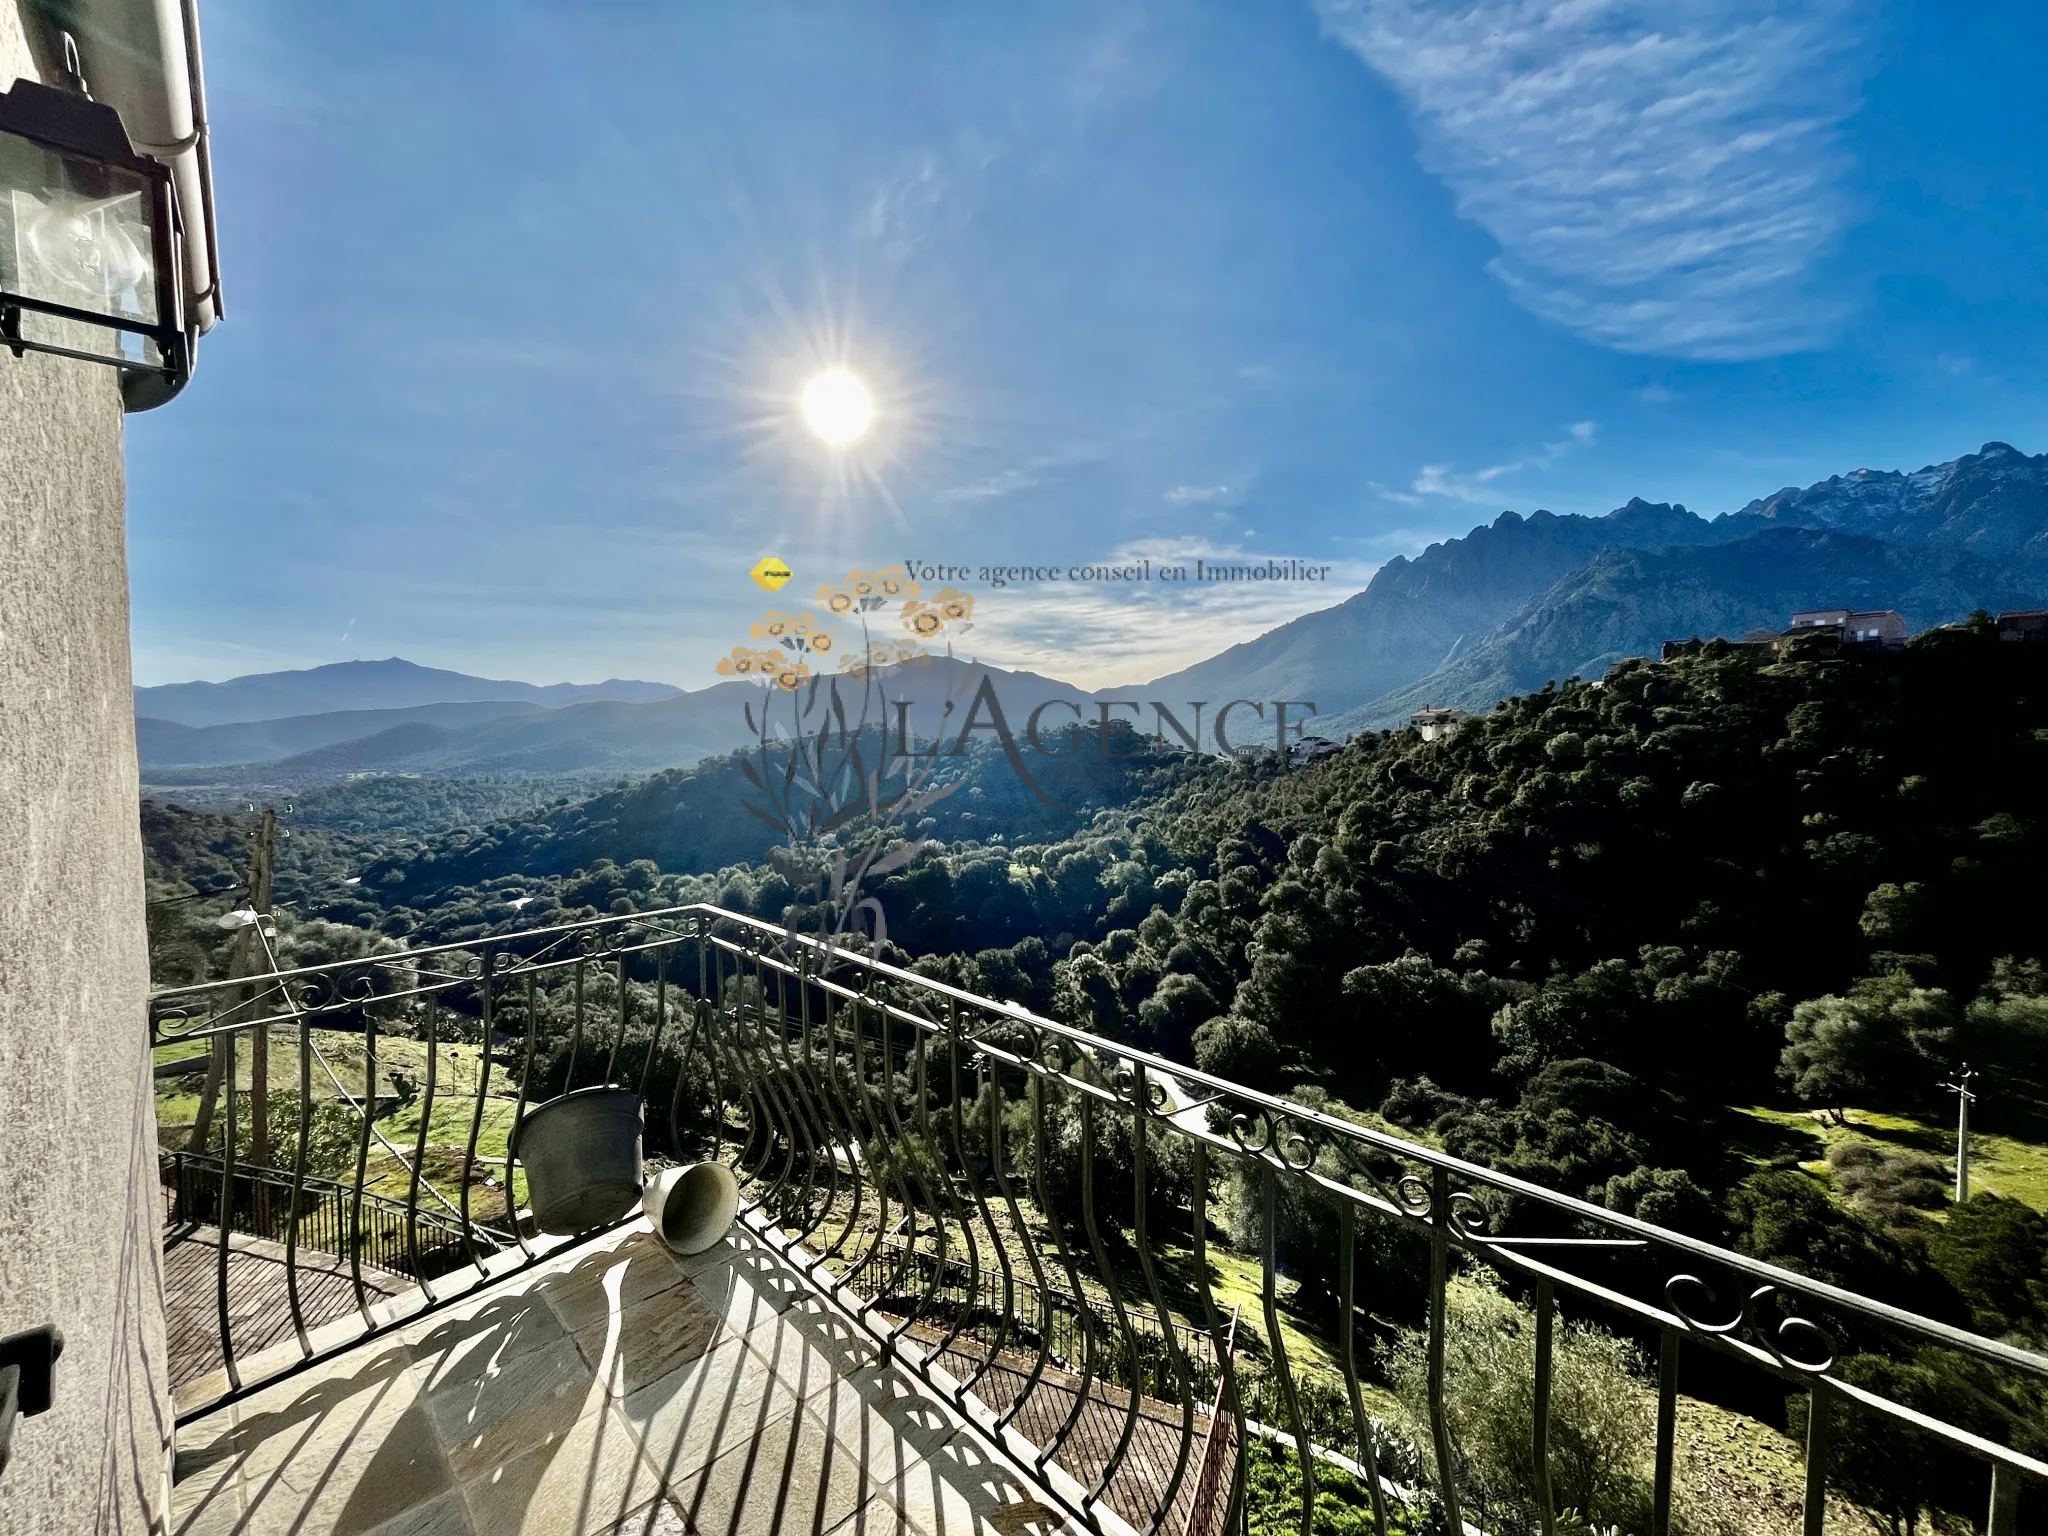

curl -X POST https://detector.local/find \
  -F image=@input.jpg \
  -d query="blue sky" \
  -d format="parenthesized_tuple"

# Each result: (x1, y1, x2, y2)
(125, 0, 2048, 689)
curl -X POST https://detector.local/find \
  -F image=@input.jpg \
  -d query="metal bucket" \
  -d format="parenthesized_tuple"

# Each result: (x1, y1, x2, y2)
(511, 1086, 643, 1235)
(642, 1161, 741, 1256)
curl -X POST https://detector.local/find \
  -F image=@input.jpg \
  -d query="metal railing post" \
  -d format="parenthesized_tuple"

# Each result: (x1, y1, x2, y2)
(1425, 1165, 1462, 1534)
(1802, 1379, 1831, 1536)
(1989, 1462, 2019, 1536)
(1652, 1327, 1680, 1536)
(1532, 1278, 1556, 1536)
(1339, 1200, 1389, 1536)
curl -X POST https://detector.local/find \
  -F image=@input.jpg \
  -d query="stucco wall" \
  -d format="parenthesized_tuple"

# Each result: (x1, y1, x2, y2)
(0, 7, 169, 1531)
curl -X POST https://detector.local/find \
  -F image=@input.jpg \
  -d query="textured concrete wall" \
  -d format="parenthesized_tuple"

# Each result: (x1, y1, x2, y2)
(0, 8, 170, 1531)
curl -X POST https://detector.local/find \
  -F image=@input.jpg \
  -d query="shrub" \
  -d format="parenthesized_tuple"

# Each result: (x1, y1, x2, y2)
(1925, 1195, 2048, 1341)
(1825, 1141, 1947, 1229)
(1383, 1276, 1651, 1527)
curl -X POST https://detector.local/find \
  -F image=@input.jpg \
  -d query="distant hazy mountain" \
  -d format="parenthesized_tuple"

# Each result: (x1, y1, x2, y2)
(136, 700, 552, 766)
(1151, 442, 2048, 739)
(135, 658, 679, 728)
(145, 658, 1088, 787)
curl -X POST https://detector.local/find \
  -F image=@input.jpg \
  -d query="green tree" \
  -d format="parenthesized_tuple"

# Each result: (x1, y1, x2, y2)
(1192, 1014, 1280, 1090)
(1779, 971, 1958, 1120)
(1600, 1166, 1725, 1242)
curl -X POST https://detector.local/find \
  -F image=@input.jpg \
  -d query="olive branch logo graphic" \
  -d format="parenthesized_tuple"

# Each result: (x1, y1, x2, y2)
(719, 566, 981, 966)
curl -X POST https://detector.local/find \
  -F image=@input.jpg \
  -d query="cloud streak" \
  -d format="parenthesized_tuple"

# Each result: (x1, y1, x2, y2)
(941, 466, 1048, 503)
(1316, 0, 1866, 359)
(1407, 420, 1596, 505)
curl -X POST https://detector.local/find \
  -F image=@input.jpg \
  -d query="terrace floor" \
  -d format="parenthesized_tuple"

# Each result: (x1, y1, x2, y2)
(168, 1219, 1096, 1536)
(164, 1224, 414, 1400)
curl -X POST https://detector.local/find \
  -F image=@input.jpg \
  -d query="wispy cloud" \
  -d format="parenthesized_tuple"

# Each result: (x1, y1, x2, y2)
(1407, 421, 1596, 505)
(939, 450, 1098, 504)
(857, 138, 998, 263)
(942, 466, 1048, 503)
(963, 537, 1373, 689)
(1315, 0, 1866, 359)
(859, 153, 948, 261)
(1165, 483, 1231, 505)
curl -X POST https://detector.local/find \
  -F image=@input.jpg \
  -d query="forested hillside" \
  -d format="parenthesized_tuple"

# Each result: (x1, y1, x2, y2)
(151, 626, 2048, 1130)
(157, 620, 2046, 1171)
(861, 620, 2048, 1412)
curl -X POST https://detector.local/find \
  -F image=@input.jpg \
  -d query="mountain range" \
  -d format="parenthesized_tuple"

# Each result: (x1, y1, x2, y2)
(135, 658, 678, 728)
(1150, 440, 2048, 737)
(136, 442, 2048, 784)
(138, 658, 1083, 788)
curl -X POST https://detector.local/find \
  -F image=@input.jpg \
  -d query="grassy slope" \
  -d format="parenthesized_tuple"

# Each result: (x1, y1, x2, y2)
(1735, 1104, 2048, 1213)
(153, 1030, 528, 1209)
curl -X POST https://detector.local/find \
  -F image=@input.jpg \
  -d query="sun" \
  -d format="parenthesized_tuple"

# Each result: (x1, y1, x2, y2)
(799, 367, 875, 447)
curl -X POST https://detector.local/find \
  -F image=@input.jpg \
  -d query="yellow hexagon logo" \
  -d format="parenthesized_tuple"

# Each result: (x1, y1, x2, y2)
(750, 556, 793, 592)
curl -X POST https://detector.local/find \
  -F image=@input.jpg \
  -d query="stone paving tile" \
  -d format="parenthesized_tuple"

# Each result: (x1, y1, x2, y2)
(359, 1487, 476, 1535)
(458, 1399, 664, 1536)
(807, 1360, 968, 1480)
(403, 1276, 570, 1388)
(835, 1429, 1081, 1536)
(663, 1398, 881, 1536)
(166, 1440, 246, 1536)
(618, 1332, 801, 1495)
(573, 1276, 726, 1401)
(596, 1497, 690, 1535)
(226, 1340, 422, 1483)
(424, 1330, 603, 1481)
(688, 1243, 812, 1335)
(248, 1398, 457, 1536)
(740, 1290, 888, 1392)
(182, 1342, 460, 1536)
(539, 1235, 696, 1333)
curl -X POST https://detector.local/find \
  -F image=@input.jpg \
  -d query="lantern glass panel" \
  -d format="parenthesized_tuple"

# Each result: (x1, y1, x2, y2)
(0, 129, 164, 349)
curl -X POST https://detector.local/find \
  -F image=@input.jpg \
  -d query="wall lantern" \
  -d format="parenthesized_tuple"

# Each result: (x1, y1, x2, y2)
(0, 77, 187, 404)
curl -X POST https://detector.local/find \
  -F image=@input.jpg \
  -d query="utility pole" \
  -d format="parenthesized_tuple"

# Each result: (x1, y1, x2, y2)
(1941, 1065, 1978, 1204)
(247, 808, 277, 1171)
(188, 810, 277, 1161)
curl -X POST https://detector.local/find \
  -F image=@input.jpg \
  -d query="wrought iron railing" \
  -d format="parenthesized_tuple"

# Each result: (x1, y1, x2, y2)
(149, 904, 2048, 1536)
(160, 1150, 478, 1283)
(870, 1232, 1219, 1396)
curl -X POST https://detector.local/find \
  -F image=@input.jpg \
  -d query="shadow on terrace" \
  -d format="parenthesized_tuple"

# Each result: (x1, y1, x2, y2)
(148, 905, 2048, 1536)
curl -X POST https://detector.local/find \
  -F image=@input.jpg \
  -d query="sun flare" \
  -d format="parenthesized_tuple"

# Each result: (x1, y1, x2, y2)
(799, 367, 875, 447)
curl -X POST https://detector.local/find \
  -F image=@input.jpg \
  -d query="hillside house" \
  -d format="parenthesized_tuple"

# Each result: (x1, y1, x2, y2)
(1784, 608, 1908, 649)
(1997, 609, 2048, 644)
(1410, 705, 1471, 741)
(1288, 733, 1344, 764)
